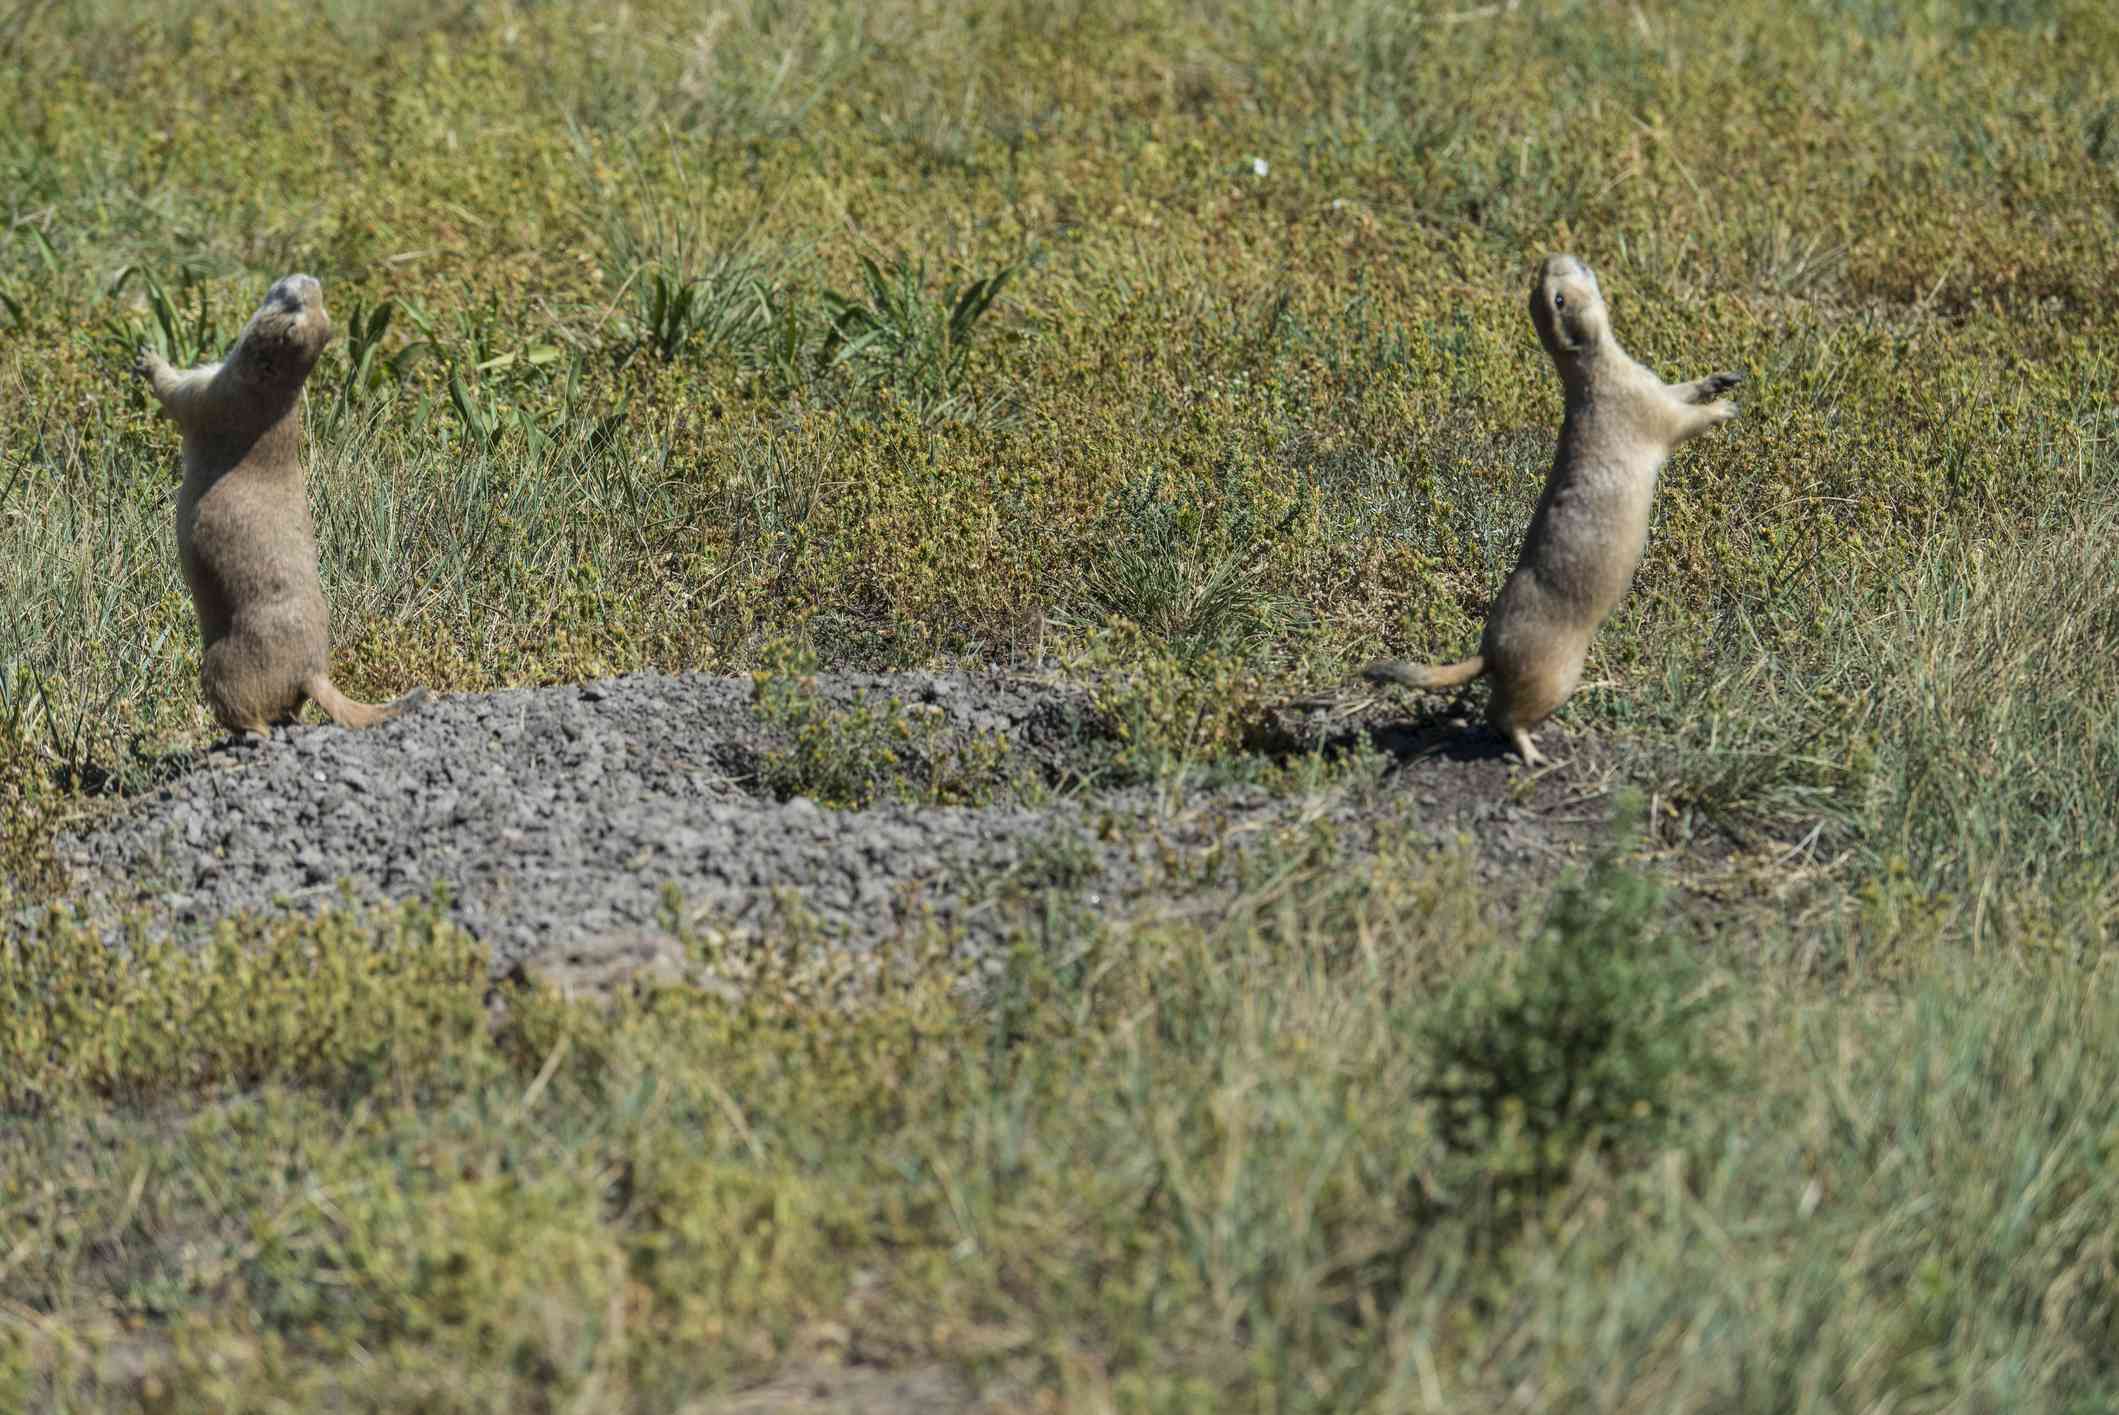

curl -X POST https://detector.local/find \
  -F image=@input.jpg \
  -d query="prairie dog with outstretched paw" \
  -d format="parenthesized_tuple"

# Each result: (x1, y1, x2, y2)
(136, 274, 426, 737)
(1365, 254, 1740, 765)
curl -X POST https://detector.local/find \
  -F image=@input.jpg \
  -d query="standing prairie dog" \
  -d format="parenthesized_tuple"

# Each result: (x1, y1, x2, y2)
(1365, 254, 1741, 765)
(136, 274, 425, 737)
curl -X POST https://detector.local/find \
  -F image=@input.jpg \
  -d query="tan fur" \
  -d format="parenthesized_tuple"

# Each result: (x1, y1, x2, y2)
(136, 274, 425, 737)
(1365, 254, 1740, 765)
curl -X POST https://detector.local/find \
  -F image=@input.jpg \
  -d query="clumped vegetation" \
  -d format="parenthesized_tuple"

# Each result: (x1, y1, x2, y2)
(748, 645, 1019, 808)
(2, 0, 2117, 1407)
(1420, 826, 1727, 1224)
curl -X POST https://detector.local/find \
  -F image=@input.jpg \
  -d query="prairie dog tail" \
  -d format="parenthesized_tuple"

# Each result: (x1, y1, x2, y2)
(1362, 656, 1487, 691)
(307, 676, 429, 730)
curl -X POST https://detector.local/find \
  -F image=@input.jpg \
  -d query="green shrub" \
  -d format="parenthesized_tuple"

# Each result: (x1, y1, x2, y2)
(1419, 825, 1727, 1221)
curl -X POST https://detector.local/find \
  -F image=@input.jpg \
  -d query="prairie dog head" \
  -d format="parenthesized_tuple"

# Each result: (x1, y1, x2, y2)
(234, 273, 333, 387)
(1528, 254, 1609, 360)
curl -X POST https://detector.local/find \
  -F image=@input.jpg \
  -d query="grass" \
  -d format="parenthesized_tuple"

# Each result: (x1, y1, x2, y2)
(2, 0, 2118, 1407)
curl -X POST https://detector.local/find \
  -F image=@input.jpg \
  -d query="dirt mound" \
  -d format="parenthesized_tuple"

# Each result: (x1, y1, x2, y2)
(56, 670, 1641, 986)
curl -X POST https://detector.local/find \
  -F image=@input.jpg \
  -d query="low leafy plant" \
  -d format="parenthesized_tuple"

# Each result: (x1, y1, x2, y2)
(625, 253, 786, 366)
(749, 647, 1014, 808)
(1417, 816, 1727, 1222)
(0, 894, 488, 1111)
(1076, 469, 1307, 655)
(103, 265, 229, 369)
(1072, 628, 1276, 790)
(818, 251, 1015, 419)
(335, 296, 434, 404)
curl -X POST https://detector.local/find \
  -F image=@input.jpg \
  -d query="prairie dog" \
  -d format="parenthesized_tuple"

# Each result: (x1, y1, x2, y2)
(1365, 254, 1740, 765)
(136, 274, 424, 737)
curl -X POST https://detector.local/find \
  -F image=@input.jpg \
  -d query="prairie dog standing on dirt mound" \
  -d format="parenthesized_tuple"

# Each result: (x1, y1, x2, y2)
(136, 274, 425, 737)
(1364, 254, 1741, 765)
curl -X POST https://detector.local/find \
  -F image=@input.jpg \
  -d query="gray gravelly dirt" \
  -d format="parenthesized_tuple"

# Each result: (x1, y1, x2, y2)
(56, 669, 1623, 983)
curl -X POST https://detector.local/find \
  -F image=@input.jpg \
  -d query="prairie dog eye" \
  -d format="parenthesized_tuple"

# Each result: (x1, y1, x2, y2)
(1554, 293, 1567, 309)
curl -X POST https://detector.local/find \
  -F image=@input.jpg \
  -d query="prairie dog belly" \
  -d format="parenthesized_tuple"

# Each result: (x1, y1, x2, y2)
(1521, 448, 1658, 624)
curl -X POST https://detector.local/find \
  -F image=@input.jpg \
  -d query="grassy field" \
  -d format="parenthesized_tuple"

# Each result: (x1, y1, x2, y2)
(3, 0, 2118, 1408)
